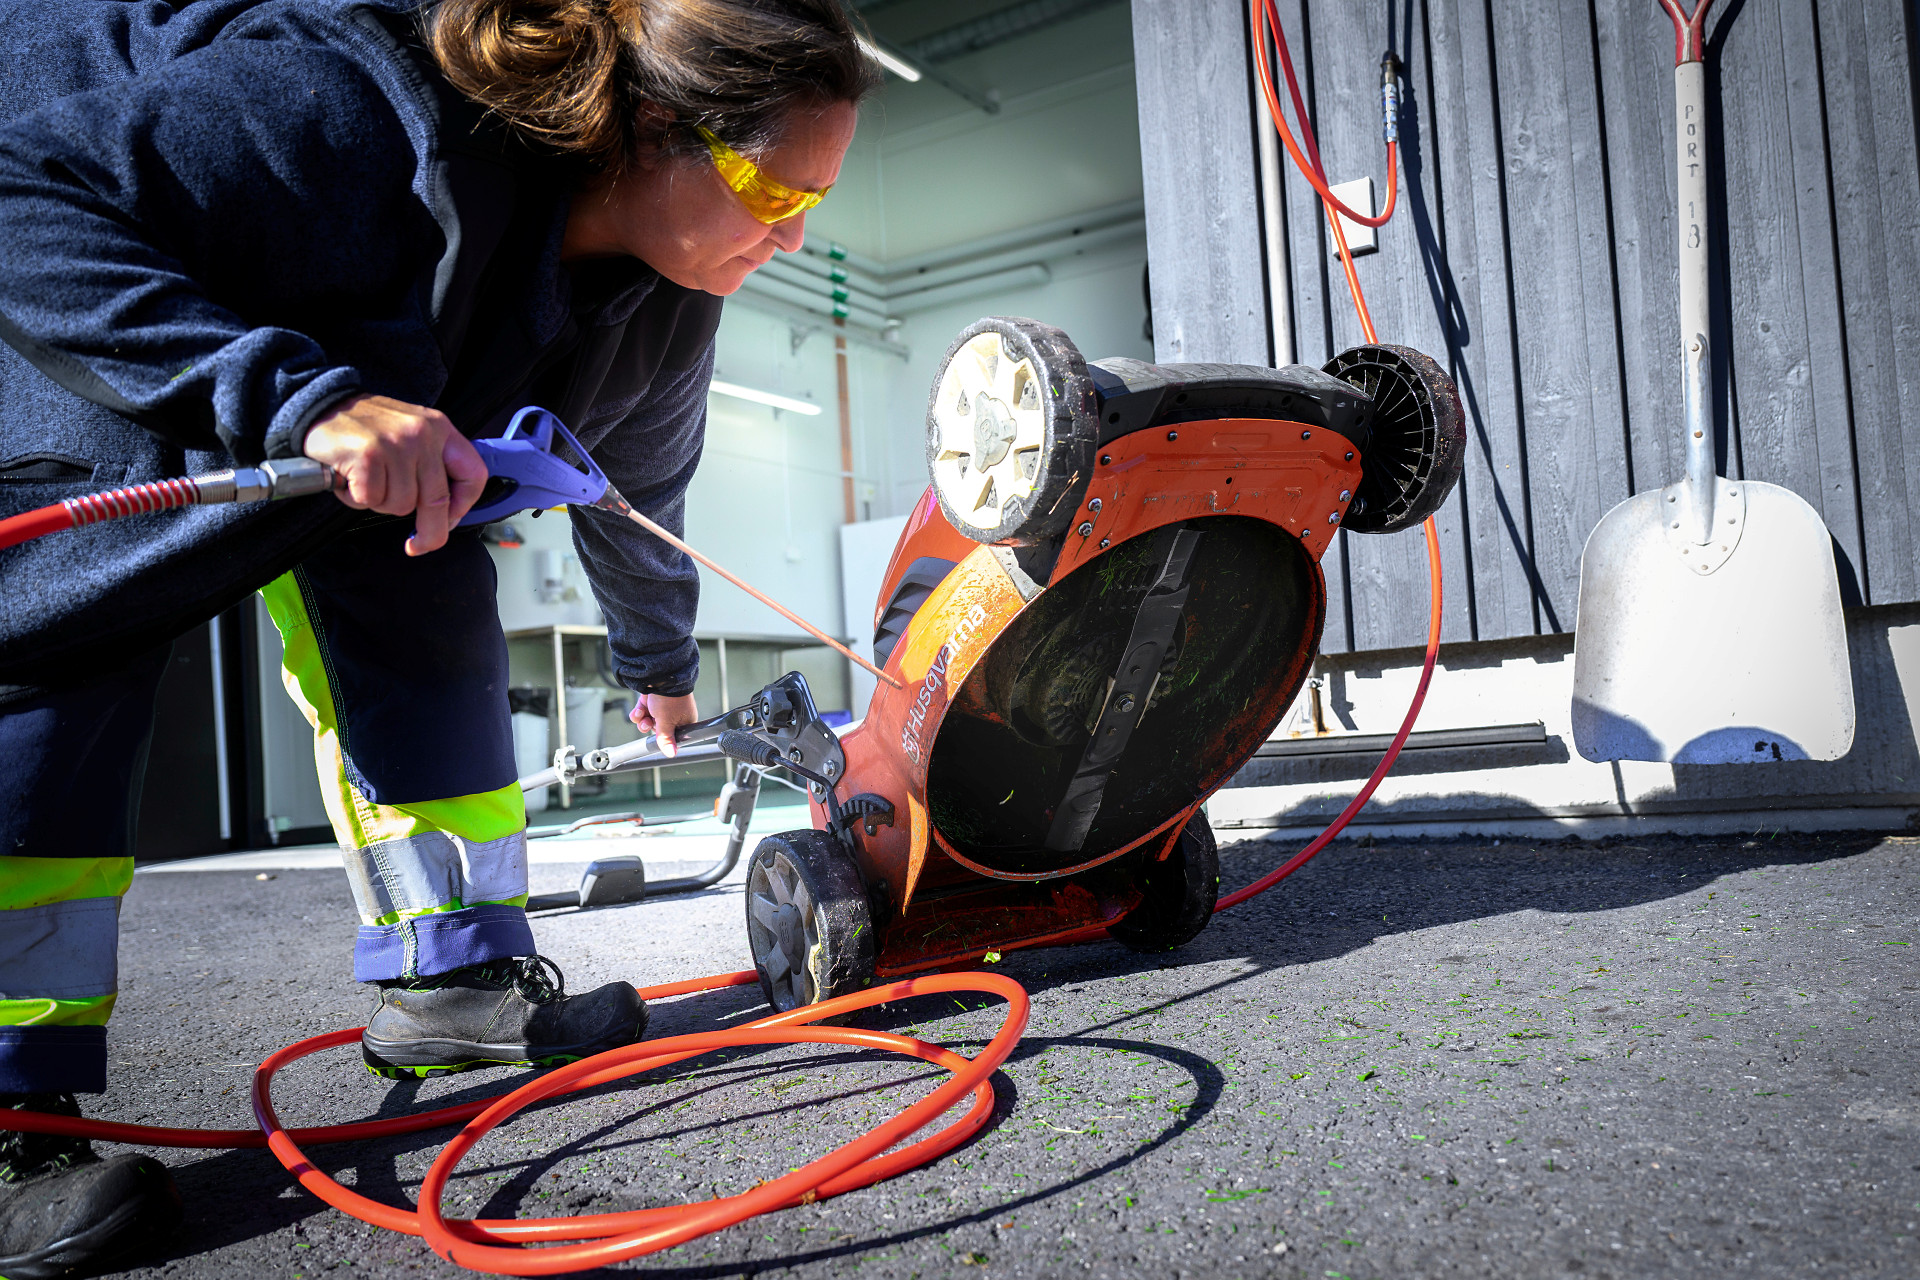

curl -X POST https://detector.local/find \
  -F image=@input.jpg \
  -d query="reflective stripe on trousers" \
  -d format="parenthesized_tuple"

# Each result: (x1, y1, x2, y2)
(0, 857, 134, 1093)
(261, 568, 533, 981)
(0, 647, 166, 1094)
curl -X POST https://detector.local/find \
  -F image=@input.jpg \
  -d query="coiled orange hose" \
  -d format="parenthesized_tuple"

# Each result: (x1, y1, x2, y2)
(2, 972, 1026, 1276)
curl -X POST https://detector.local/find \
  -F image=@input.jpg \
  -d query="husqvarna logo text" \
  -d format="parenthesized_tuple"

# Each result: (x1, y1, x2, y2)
(901, 602, 989, 766)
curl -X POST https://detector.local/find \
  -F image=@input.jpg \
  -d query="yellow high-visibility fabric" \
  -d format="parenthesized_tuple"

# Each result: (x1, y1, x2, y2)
(259, 573, 528, 940)
(0, 857, 129, 1027)
(0, 857, 131, 911)
(0, 995, 115, 1028)
(260, 572, 526, 850)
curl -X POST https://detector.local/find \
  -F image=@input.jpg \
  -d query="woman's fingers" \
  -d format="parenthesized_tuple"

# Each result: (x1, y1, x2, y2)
(648, 693, 698, 757)
(629, 694, 698, 757)
(334, 459, 381, 511)
(405, 431, 453, 557)
(303, 395, 478, 554)
(444, 432, 490, 529)
(325, 439, 386, 511)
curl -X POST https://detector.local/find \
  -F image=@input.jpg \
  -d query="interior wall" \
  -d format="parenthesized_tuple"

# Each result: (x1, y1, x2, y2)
(681, 303, 889, 640)
(870, 245, 1154, 514)
(687, 0, 1154, 655)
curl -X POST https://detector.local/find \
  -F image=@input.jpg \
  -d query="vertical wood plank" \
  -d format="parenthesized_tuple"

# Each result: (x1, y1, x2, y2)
(1817, 0, 1920, 603)
(1402, 0, 1481, 648)
(1485, 0, 1630, 635)
(1273, 0, 1333, 375)
(1132, 0, 1270, 367)
(1868, 0, 1920, 599)
(1592, 4, 1686, 499)
(1779, 0, 1868, 600)
(1714, 0, 1865, 599)
(1296, 0, 1471, 652)
(1270, 0, 1350, 650)
(1427, 0, 1538, 644)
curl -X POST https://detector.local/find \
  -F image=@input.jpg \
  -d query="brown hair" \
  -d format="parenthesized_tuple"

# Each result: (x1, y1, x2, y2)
(424, 0, 880, 174)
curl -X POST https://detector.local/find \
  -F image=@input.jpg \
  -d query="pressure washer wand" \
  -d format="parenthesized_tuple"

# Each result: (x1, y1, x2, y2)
(591, 487, 902, 689)
(456, 405, 900, 687)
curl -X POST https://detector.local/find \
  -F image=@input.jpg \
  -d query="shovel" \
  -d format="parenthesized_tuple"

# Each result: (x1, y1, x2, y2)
(1570, 0, 1854, 765)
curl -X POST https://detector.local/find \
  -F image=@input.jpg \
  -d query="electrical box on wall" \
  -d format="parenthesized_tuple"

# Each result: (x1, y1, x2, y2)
(484, 510, 604, 633)
(1328, 177, 1378, 258)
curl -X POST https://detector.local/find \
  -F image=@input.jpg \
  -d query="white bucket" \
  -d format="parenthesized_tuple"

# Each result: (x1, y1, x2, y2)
(512, 710, 552, 813)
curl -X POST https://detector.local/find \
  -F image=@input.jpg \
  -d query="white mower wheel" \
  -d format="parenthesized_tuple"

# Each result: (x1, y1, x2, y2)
(924, 317, 1097, 545)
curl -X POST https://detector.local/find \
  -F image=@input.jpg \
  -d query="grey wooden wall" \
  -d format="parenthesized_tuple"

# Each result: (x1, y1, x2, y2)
(1134, 0, 1920, 654)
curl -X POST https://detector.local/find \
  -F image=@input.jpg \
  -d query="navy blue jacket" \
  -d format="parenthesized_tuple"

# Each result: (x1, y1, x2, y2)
(0, 0, 719, 697)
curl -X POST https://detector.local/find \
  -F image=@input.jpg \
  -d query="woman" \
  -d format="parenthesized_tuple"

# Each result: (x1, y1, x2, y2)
(0, 0, 874, 1270)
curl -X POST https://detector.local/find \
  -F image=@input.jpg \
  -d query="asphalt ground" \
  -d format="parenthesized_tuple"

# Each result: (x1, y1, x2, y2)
(82, 826, 1920, 1279)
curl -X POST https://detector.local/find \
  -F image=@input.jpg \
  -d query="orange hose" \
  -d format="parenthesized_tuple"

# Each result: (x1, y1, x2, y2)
(1214, 516, 1441, 910)
(1251, 0, 1398, 232)
(0, 971, 1025, 1276)
(0, 503, 74, 551)
(1212, 0, 1443, 912)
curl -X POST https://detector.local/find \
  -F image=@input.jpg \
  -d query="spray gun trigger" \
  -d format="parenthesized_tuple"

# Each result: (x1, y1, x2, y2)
(455, 406, 611, 529)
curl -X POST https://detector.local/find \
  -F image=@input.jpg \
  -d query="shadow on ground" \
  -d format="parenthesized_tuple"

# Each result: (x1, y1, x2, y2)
(118, 829, 1892, 1276)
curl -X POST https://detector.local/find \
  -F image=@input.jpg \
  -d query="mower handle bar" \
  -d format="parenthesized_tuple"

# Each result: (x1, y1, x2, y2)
(517, 709, 735, 794)
(515, 679, 856, 795)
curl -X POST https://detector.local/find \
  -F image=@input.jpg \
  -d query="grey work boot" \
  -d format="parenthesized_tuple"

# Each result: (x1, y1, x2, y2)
(0, 1093, 181, 1279)
(360, 955, 646, 1079)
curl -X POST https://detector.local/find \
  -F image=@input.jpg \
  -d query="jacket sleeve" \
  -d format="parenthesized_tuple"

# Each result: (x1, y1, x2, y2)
(570, 345, 714, 699)
(0, 41, 426, 463)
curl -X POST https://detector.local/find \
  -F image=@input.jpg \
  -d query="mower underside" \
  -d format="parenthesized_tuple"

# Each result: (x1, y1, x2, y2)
(928, 514, 1318, 876)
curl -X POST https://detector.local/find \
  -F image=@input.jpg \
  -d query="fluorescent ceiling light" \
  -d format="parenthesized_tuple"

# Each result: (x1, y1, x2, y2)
(858, 35, 923, 82)
(709, 379, 823, 416)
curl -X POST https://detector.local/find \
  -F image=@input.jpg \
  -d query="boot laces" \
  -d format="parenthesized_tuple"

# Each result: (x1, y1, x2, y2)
(481, 954, 566, 1004)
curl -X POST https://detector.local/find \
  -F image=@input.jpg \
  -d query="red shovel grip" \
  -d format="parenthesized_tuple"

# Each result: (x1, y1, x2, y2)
(1658, 0, 1715, 66)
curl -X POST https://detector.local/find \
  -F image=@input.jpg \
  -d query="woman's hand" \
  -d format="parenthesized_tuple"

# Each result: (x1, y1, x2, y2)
(303, 394, 489, 556)
(630, 693, 698, 757)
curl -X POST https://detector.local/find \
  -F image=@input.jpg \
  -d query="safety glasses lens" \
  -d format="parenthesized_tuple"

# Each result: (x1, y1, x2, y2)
(699, 127, 829, 225)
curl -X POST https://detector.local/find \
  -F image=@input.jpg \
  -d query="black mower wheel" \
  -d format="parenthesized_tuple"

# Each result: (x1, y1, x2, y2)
(1323, 344, 1465, 534)
(745, 830, 875, 1013)
(925, 316, 1098, 545)
(1110, 811, 1219, 953)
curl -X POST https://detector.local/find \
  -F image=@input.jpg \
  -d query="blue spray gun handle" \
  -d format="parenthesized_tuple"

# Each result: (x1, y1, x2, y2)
(457, 406, 610, 527)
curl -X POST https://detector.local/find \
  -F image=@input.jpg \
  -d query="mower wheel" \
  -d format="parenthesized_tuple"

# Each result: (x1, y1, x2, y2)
(1323, 344, 1465, 534)
(1110, 811, 1219, 953)
(745, 830, 875, 1013)
(925, 316, 1098, 545)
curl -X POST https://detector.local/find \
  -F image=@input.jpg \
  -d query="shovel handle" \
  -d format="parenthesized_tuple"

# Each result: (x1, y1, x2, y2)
(1667, 0, 1717, 541)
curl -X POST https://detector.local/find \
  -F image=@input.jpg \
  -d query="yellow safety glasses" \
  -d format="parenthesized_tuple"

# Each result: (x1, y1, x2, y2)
(697, 125, 830, 225)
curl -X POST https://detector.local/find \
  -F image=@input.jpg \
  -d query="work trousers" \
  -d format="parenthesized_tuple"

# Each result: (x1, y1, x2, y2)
(0, 525, 529, 1093)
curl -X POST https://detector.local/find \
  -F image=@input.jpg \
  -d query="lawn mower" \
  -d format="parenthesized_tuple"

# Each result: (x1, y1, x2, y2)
(533, 315, 1463, 1013)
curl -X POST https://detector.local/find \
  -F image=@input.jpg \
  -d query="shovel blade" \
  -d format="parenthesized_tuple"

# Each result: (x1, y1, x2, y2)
(1571, 481, 1854, 763)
